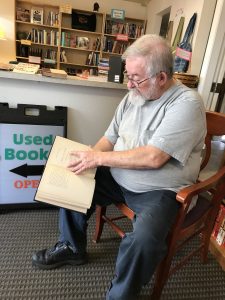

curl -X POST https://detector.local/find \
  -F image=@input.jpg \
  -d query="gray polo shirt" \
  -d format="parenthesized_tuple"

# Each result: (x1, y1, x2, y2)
(104, 82, 206, 193)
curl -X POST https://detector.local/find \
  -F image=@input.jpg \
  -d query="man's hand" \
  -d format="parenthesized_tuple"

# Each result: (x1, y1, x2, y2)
(67, 149, 100, 174)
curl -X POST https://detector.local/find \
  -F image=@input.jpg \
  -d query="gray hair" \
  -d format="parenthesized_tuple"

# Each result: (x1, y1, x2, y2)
(122, 34, 173, 78)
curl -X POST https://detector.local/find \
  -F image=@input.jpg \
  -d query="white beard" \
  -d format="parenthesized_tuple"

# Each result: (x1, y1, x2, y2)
(127, 89, 146, 106)
(127, 78, 158, 106)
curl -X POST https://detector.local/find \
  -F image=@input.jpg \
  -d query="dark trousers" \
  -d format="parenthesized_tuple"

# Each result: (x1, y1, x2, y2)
(58, 167, 180, 300)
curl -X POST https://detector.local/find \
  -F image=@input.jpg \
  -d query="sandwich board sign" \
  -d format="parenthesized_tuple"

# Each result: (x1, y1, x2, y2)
(0, 103, 67, 208)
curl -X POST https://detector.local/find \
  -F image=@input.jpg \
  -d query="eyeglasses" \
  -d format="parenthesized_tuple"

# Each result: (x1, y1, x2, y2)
(123, 71, 154, 87)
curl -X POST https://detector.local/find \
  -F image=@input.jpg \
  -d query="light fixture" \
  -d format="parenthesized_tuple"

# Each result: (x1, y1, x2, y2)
(0, 26, 6, 40)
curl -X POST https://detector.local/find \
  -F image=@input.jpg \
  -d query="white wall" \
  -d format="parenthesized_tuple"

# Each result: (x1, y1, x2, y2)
(146, 0, 217, 75)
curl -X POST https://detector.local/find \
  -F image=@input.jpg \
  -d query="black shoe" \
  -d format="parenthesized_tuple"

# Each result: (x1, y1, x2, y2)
(32, 241, 87, 270)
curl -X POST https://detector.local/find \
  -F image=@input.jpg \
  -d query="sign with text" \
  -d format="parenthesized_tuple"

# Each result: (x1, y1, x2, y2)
(0, 124, 64, 205)
(111, 9, 125, 20)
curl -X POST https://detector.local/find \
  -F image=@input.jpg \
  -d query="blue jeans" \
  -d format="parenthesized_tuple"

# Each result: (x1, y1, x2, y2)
(58, 167, 180, 300)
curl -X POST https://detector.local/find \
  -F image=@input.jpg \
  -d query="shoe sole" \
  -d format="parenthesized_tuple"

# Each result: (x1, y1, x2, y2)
(32, 258, 87, 270)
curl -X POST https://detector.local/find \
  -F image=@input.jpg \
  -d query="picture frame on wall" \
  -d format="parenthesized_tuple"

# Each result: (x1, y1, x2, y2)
(16, 7, 30, 22)
(31, 7, 43, 25)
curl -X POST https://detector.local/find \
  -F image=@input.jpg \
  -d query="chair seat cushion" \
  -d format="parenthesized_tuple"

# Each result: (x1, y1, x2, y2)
(182, 194, 212, 228)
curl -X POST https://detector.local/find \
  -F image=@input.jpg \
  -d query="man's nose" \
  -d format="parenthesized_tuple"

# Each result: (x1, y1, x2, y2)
(127, 80, 135, 89)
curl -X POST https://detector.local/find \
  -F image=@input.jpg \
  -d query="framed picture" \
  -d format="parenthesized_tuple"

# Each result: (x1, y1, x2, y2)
(31, 7, 43, 25)
(16, 7, 30, 22)
(111, 9, 125, 20)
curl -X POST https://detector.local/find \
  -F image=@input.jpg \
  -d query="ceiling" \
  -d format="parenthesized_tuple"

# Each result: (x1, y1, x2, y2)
(123, 0, 151, 6)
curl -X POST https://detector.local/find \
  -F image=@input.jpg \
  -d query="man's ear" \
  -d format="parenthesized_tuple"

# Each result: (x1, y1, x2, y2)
(158, 71, 168, 86)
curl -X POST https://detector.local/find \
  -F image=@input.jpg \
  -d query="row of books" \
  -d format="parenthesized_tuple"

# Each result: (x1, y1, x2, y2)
(46, 11, 59, 27)
(17, 44, 57, 61)
(30, 28, 59, 46)
(61, 33, 101, 51)
(86, 52, 100, 66)
(105, 20, 144, 38)
(103, 37, 131, 54)
(212, 204, 225, 246)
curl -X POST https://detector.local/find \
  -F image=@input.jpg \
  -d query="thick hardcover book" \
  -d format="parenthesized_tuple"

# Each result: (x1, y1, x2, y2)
(35, 136, 96, 213)
(42, 68, 67, 79)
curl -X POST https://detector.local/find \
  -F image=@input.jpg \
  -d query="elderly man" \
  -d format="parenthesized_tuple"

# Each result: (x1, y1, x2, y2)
(32, 34, 206, 300)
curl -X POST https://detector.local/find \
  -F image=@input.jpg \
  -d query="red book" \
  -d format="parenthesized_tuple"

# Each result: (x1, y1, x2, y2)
(212, 204, 225, 239)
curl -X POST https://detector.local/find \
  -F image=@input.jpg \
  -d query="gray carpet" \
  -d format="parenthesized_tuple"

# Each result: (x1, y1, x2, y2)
(1, 206, 225, 300)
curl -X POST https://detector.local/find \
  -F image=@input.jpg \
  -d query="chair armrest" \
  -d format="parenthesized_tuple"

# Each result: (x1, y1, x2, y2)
(176, 166, 225, 204)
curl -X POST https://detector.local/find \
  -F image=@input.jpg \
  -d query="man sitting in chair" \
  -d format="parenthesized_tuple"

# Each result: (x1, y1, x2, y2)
(32, 34, 206, 300)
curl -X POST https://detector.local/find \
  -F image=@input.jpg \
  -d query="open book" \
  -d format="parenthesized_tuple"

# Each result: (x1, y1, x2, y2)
(35, 136, 96, 213)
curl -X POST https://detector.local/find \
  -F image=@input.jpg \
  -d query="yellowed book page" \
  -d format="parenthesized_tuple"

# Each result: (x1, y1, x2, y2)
(48, 136, 96, 179)
(35, 164, 95, 209)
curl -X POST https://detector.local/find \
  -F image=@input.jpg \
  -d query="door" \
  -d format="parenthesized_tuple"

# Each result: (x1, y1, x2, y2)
(198, 0, 225, 112)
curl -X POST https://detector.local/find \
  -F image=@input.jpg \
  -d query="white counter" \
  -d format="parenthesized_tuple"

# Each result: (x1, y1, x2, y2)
(0, 70, 127, 90)
(0, 71, 127, 144)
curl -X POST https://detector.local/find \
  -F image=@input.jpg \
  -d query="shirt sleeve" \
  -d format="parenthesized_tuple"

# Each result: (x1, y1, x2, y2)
(148, 93, 206, 165)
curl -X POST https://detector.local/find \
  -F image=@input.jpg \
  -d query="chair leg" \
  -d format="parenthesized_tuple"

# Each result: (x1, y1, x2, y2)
(200, 214, 218, 263)
(93, 205, 106, 243)
(151, 255, 174, 300)
(200, 231, 211, 263)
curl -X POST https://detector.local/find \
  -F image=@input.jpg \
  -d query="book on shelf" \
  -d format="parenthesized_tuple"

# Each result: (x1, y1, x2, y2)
(16, 7, 30, 22)
(103, 37, 113, 52)
(86, 52, 99, 66)
(46, 11, 59, 27)
(88, 37, 101, 51)
(35, 136, 96, 213)
(98, 58, 109, 74)
(31, 7, 44, 25)
(60, 50, 68, 63)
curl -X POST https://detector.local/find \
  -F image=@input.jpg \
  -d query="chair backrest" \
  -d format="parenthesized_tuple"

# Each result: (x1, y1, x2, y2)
(201, 111, 225, 171)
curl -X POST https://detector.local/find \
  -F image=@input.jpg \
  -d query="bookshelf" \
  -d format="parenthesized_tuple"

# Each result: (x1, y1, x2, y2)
(15, 1, 146, 75)
(15, 1, 60, 68)
(59, 9, 104, 75)
(102, 14, 146, 57)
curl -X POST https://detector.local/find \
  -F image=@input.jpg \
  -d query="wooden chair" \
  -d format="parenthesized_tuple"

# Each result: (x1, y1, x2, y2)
(93, 111, 225, 299)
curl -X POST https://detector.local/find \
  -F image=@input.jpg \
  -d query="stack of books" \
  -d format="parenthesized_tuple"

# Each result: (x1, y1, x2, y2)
(98, 58, 109, 77)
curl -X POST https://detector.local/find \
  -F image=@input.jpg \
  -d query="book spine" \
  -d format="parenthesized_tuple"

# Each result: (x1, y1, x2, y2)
(61, 32, 65, 47)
